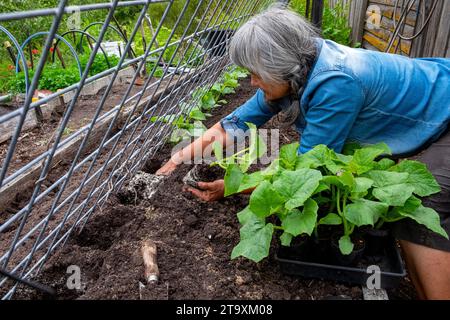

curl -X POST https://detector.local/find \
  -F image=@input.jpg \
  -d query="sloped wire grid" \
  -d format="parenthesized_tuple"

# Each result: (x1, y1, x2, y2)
(0, 0, 274, 299)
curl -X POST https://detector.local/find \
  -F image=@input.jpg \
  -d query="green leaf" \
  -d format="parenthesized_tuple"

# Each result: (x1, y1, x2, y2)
(231, 223, 274, 262)
(222, 87, 235, 94)
(150, 114, 179, 123)
(240, 123, 266, 172)
(279, 142, 300, 170)
(354, 177, 374, 192)
(224, 164, 244, 196)
(313, 181, 330, 195)
(342, 141, 362, 155)
(349, 143, 392, 174)
(345, 199, 388, 227)
(390, 160, 441, 197)
(339, 235, 354, 255)
(261, 158, 281, 178)
(296, 144, 329, 169)
(237, 171, 264, 193)
(372, 184, 415, 206)
(394, 197, 448, 239)
(350, 177, 374, 199)
(201, 94, 216, 110)
(236, 206, 257, 225)
(281, 199, 318, 236)
(280, 232, 293, 246)
(321, 171, 354, 191)
(321, 175, 343, 187)
(297, 144, 344, 174)
(339, 170, 355, 189)
(249, 181, 285, 218)
(375, 158, 396, 170)
(273, 169, 322, 210)
(212, 141, 223, 162)
(364, 170, 409, 187)
(189, 107, 206, 121)
(387, 195, 421, 222)
(318, 213, 342, 225)
(336, 153, 353, 164)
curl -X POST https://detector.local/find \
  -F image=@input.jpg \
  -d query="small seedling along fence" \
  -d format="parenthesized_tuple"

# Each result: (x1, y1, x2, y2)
(0, 0, 273, 299)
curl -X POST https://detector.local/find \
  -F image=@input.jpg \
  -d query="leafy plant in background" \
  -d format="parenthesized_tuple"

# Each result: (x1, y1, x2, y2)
(4, 53, 120, 93)
(321, 1, 353, 47)
(79, 52, 120, 77)
(290, 0, 356, 47)
(7, 65, 79, 93)
(220, 138, 447, 263)
(145, 61, 165, 78)
(150, 65, 249, 144)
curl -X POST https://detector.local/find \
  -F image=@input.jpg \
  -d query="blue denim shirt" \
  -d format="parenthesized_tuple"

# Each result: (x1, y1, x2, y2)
(220, 39, 450, 156)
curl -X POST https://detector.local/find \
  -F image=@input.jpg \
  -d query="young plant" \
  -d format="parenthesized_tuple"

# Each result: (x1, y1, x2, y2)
(150, 65, 249, 144)
(150, 104, 208, 144)
(226, 142, 448, 263)
(211, 122, 266, 196)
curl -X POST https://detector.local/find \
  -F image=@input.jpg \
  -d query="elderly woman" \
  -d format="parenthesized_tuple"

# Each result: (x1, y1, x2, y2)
(157, 6, 450, 299)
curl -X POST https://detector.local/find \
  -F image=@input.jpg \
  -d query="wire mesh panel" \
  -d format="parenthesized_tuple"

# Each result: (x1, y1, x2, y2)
(0, 0, 273, 299)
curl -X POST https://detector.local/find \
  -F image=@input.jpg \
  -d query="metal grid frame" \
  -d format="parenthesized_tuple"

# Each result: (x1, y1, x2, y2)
(0, 0, 273, 299)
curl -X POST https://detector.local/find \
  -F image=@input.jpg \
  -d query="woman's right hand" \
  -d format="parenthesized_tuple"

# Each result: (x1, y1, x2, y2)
(156, 159, 178, 176)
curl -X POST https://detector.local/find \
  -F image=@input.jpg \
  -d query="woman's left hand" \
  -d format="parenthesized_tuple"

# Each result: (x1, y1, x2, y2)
(184, 179, 225, 202)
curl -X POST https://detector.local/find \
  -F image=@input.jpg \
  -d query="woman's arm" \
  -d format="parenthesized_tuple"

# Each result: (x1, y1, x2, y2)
(158, 89, 279, 175)
(156, 121, 231, 175)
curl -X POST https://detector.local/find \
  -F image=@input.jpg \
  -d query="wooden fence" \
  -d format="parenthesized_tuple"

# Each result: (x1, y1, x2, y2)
(330, 0, 449, 58)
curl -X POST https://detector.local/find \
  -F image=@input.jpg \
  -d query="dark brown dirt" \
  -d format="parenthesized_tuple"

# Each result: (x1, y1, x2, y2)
(187, 164, 226, 183)
(0, 77, 161, 177)
(10, 77, 416, 300)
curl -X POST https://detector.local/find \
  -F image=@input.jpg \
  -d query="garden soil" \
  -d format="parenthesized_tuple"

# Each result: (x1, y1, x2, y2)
(11, 77, 417, 300)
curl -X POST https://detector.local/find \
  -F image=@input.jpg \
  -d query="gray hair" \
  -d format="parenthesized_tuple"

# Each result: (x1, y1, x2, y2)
(229, 5, 319, 125)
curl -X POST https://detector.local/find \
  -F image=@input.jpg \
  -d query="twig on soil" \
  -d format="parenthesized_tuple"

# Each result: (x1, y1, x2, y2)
(141, 239, 159, 284)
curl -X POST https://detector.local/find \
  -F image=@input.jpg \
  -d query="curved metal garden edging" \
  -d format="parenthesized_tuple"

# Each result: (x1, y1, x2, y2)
(16, 32, 83, 94)
(0, 25, 31, 95)
(52, 30, 112, 69)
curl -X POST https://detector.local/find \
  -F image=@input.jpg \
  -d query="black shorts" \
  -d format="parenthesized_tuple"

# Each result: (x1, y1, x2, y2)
(391, 127, 450, 252)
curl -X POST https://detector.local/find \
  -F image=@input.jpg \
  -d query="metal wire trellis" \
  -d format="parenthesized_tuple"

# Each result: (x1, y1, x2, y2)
(0, 0, 273, 299)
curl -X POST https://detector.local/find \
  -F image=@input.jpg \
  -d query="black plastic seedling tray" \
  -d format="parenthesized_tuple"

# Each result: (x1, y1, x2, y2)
(275, 237, 406, 289)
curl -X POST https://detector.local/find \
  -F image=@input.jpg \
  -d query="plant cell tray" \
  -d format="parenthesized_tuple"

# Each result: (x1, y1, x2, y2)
(275, 238, 407, 289)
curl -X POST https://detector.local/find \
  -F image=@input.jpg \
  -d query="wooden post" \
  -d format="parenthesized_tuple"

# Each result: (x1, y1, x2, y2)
(349, 0, 368, 46)
(311, 0, 324, 29)
(412, 0, 445, 58)
(432, 0, 450, 57)
(54, 39, 66, 69)
(32, 97, 44, 124)
(4, 41, 20, 72)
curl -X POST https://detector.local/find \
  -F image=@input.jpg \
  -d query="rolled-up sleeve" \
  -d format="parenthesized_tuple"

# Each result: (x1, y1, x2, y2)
(299, 72, 365, 154)
(220, 89, 277, 138)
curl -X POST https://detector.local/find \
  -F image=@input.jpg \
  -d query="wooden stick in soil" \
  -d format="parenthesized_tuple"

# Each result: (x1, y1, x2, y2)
(141, 239, 159, 284)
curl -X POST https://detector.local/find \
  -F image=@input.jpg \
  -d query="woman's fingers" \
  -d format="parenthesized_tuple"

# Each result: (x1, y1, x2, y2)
(197, 181, 215, 190)
(184, 180, 225, 202)
(185, 187, 210, 201)
(197, 180, 224, 190)
(156, 159, 177, 176)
